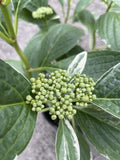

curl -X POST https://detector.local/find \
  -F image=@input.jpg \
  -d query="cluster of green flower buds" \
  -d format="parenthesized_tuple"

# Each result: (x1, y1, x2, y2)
(0, 0, 11, 6)
(26, 69, 96, 120)
(74, 73, 96, 107)
(32, 7, 53, 19)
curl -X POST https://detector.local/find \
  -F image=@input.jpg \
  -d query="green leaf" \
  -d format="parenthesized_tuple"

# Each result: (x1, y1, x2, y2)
(76, 129, 91, 160)
(6, 60, 27, 77)
(97, 12, 120, 50)
(39, 24, 84, 67)
(68, 51, 87, 77)
(75, 108, 120, 160)
(75, 107, 120, 160)
(73, 9, 96, 35)
(0, 59, 37, 160)
(83, 50, 120, 81)
(25, 24, 84, 68)
(56, 119, 80, 160)
(74, 0, 94, 13)
(24, 31, 45, 68)
(93, 63, 120, 119)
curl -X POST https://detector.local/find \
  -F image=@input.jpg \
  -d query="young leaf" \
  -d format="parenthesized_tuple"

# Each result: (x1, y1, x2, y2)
(93, 63, 120, 119)
(74, 0, 94, 13)
(75, 107, 120, 160)
(83, 50, 120, 81)
(97, 12, 120, 50)
(73, 9, 96, 35)
(56, 119, 80, 160)
(0, 59, 37, 160)
(67, 51, 87, 77)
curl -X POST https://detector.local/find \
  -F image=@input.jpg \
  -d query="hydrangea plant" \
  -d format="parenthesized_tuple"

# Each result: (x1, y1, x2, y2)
(0, 0, 120, 160)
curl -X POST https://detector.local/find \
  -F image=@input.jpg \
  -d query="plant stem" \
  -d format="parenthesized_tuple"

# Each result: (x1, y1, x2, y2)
(106, 1, 113, 12)
(0, 30, 14, 44)
(28, 66, 59, 72)
(65, 0, 71, 23)
(92, 32, 96, 50)
(43, 18, 48, 31)
(39, 107, 49, 113)
(13, 41, 31, 70)
(89, 32, 96, 50)
(94, 45, 108, 50)
(0, 5, 16, 39)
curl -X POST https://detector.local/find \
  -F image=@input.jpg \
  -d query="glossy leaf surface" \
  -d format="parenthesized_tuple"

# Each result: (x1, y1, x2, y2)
(75, 106, 120, 160)
(56, 119, 80, 160)
(0, 60, 37, 160)
(83, 50, 120, 81)
(93, 63, 120, 119)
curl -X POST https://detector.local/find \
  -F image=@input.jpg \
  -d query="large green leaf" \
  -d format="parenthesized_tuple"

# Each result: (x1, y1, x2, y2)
(0, 59, 37, 160)
(93, 63, 120, 119)
(56, 119, 80, 160)
(83, 50, 120, 81)
(97, 12, 120, 50)
(39, 24, 84, 67)
(73, 9, 95, 35)
(75, 107, 120, 160)
(74, 0, 94, 13)
(68, 51, 87, 77)
(25, 24, 84, 69)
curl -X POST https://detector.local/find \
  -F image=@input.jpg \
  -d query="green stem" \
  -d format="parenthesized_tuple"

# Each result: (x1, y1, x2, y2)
(96, 98, 120, 101)
(0, 5, 16, 39)
(0, 22, 9, 36)
(106, 1, 113, 12)
(43, 18, 48, 31)
(13, 41, 31, 70)
(39, 107, 49, 113)
(0, 30, 14, 44)
(14, 0, 21, 35)
(28, 66, 59, 72)
(92, 32, 96, 50)
(94, 45, 108, 50)
(65, 0, 71, 23)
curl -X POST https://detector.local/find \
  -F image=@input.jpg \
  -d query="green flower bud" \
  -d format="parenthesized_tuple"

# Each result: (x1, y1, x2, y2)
(50, 107, 55, 113)
(26, 95, 32, 101)
(36, 107, 41, 112)
(68, 115, 72, 119)
(30, 77, 36, 83)
(51, 115, 57, 120)
(81, 95, 89, 102)
(56, 111, 60, 115)
(32, 107, 36, 111)
(59, 114, 64, 119)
